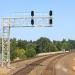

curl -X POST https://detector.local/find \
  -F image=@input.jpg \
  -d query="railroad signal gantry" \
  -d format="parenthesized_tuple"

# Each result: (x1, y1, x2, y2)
(1, 10, 53, 67)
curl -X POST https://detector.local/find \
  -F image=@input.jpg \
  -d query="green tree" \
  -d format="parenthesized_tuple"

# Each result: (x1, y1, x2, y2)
(62, 42, 70, 50)
(17, 39, 27, 50)
(10, 38, 17, 60)
(10, 38, 16, 51)
(25, 43, 36, 58)
(50, 43, 58, 52)
(36, 37, 52, 53)
(15, 48, 25, 59)
(11, 48, 25, 60)
(53, 40, 62, 50)
(0, 38, 2, 53)
(68, 40, 75, 49)
(10, 37, 75, 60)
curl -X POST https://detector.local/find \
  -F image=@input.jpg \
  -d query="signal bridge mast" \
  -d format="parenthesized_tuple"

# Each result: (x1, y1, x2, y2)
(1, 10, 53, 67)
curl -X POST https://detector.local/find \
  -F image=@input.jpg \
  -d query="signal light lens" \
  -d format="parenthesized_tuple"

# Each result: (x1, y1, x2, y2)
(31, 11, 34, 16)
(49, 10, 52, 16)
(49, 19, 52, 24)
(31, 19, 34, 25)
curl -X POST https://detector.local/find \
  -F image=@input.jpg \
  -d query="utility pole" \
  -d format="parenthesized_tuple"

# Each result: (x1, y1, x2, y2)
(1, 10, 53, 67)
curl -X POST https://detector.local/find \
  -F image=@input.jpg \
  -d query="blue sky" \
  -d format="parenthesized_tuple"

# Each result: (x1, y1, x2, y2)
(0, 0, 75, 41)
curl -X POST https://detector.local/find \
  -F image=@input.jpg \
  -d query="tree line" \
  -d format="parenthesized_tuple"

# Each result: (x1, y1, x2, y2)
(0, 37, 75, 61)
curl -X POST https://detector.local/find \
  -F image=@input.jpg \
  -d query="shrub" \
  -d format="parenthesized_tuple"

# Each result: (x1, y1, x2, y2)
(25, 48, 36, 58)
(11, 48, 26, 60)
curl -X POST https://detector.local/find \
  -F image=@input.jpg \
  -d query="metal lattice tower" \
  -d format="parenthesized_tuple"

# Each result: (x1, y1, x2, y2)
(2, 19, 10, 67)
(1, 11, 53, 67)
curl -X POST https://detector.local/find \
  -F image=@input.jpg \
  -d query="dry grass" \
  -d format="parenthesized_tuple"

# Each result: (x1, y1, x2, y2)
(0, 67, 10, 75)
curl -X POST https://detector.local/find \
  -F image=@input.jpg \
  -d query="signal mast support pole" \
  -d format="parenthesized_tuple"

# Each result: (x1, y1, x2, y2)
(2, 18, 10, 67)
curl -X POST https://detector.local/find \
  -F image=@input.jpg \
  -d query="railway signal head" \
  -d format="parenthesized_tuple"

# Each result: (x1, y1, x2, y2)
(31, 11, 34, 16)
(49, 19, 52, 24)
(31, 19, 34, 25)
(49, 10, 52, 16)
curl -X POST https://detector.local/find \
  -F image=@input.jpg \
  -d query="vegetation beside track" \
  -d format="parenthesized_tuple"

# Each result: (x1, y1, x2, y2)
(0, 37, 75, 61)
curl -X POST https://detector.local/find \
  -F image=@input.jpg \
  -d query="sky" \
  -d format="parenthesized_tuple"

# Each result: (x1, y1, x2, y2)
(0, 0, 75, 41)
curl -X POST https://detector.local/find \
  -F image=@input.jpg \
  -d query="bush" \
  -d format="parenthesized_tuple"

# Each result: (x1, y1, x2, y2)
(25, 48, 36, 58)
(11, 48, 26, 60)
(16, 48, 26, 59)
(25, 43, 36, 58)
(50, 44, 58, 52)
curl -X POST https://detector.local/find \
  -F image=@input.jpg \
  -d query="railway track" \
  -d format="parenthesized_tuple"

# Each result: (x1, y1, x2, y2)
(41, 53, 70, 75)
(12, 53, 69, 75)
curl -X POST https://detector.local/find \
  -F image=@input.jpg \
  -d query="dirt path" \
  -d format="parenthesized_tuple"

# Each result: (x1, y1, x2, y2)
(41, 53, 69, 75)
(12, 54, 57, 75)
(0, 52, 71, 75)
(12, 53, 67, 75)
(28, 53, 69, 75)
(55, 52, 75, 75)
